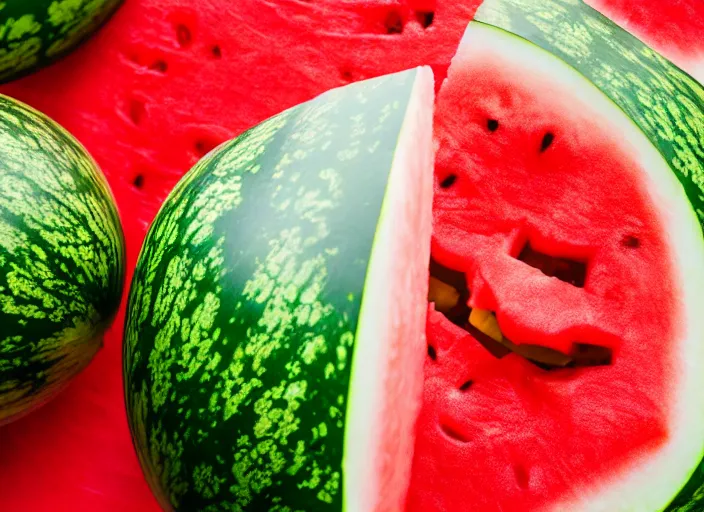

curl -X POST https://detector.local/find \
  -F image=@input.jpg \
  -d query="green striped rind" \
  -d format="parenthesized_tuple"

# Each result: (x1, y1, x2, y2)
(473, 0, 704, 510)
(0, 94, 125, 424)
(0, 0, 123, 83)
(473, 0, 704, 233)
(123, 69, 420, 511)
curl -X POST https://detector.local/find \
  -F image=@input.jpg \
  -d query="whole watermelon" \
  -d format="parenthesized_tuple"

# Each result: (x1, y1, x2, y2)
(0, 94, 125, 425)
(0, 0, 123, 83)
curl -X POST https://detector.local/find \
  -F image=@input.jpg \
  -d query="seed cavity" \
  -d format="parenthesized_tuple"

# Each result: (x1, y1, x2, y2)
(441, 423, 469, 443)
(427, 344, 437, 361)
(415, 11, 435, 28)
(132, 174, 145, 189)
(459, 379, 473, 391)
(192, 132, 227, 159)
(514, 464, 530, 489)
(440, 174, 457, 189)
(622, 235, 640, 248)
(340, 68, 353, 82)
(126, 52, 140, 64)
(384, 10, 404, 34)
(540, 132, 554, 152)
(128, 99, 145, 125)
(176, 23, 192, 47)
(149, 59, 168, 73)
(211, 45, 222, 58)
(194, 140, 212, 156)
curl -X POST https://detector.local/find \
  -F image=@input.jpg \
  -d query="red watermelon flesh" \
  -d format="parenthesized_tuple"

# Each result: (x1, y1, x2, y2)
(586, 0, 704, 84)
(0, 1, 479, 510)
(407, 23, 682, 512)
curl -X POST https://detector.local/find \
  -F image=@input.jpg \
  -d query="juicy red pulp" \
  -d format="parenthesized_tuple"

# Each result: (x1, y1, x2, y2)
(407, 45, 681, 512)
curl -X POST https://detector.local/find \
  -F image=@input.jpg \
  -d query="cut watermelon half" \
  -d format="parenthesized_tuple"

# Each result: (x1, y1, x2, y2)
(409, 1, 704, 511)
(122, 68, 435, 510)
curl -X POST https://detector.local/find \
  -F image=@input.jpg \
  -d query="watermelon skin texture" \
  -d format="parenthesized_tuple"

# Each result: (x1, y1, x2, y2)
(124, 70, 421, 511)
(0, 94, 125, 425)
(0, 0, 124, 83)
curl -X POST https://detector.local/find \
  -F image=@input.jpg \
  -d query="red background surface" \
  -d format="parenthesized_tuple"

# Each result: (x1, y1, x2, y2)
(0, 0, 702, 510)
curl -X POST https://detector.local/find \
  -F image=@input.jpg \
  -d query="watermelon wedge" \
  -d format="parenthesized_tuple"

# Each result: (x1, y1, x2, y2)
(410, 0, 704, 511)
(123, 68, 435, 511)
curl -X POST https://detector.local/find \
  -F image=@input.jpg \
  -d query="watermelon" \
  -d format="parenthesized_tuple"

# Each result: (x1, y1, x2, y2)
(123, 68, 435, 511)
(585, 0, 704, 85)
(0, 3, 476, 509)
(0, 94, 125, 425)
(409, 0, 704, 511)
(2, 0, 704, 510)
(0, 0, 123, 83)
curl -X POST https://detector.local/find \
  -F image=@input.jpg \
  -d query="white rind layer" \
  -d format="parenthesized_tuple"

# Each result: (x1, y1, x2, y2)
(343, 66, 436, 512)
